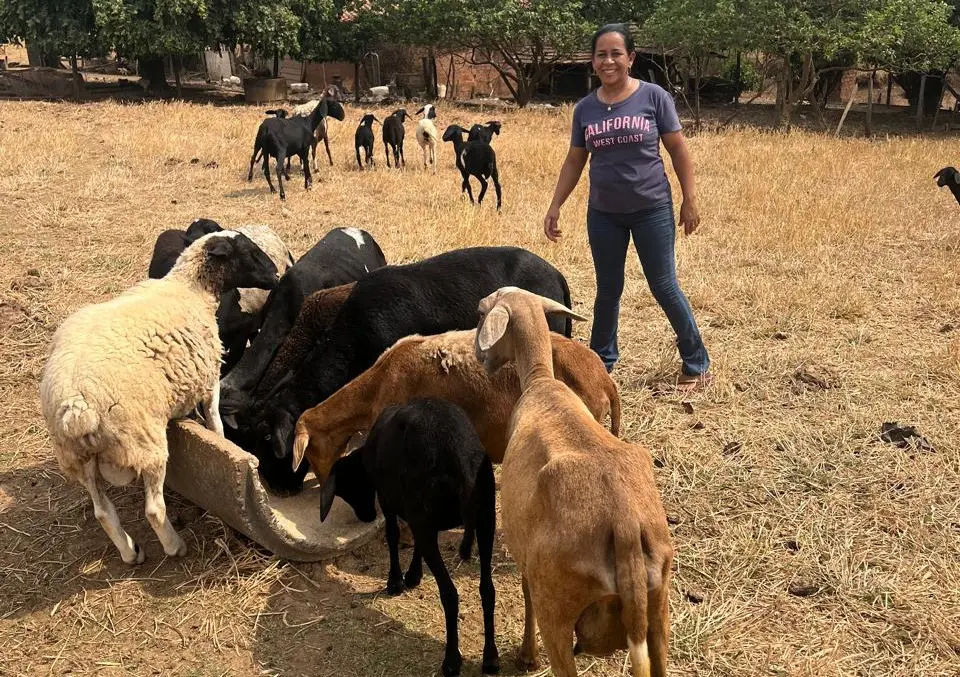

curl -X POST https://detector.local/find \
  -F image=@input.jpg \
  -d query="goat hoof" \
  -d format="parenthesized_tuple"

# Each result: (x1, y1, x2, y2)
(166, 540, 188, 557)
(514, 653, 539, 672)
(441, 652, 463, 677)
(386, 578, 405, 595)
(403, 570, 422, 589)
(481, 650, 500, 675)
(458, 543, 473, 561)
(124, 543, 145, 566)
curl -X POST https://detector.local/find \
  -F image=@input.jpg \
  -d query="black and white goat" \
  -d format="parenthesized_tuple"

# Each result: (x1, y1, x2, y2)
(415, 104, 440, 171)
(355, 113, 379, 170)
(442, 124, 502, 210)
(321, 398, 499, 677)
(247, 95, 346, 199)
(382, 109, 409, 168)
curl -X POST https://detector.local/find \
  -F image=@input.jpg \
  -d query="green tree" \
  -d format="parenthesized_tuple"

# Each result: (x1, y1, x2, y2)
(0, 0, 102, 88)
(216, 0, 301, 78)
(92, 0, 214, 93)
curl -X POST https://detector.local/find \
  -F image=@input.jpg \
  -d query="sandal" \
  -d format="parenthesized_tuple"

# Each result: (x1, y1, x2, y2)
(676, 372, 714, 392)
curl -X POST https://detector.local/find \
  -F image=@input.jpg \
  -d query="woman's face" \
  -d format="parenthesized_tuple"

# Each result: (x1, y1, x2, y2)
(592, 32, 634, 87)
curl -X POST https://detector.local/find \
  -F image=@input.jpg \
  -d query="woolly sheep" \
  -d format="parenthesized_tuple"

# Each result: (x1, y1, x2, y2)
(39, 232, 279, 564)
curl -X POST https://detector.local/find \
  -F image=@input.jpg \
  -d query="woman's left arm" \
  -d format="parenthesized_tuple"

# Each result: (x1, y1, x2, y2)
(661, 131, 700, 236)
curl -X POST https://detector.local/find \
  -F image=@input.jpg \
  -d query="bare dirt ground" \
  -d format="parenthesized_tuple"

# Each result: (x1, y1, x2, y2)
(0, 98, 958, 677)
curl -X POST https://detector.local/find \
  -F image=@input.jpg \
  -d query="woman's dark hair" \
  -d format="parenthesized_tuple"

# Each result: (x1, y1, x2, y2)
(591, 23, 635, 55)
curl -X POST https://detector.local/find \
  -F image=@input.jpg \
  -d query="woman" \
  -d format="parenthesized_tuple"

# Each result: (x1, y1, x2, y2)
(543, 23, 711, 389)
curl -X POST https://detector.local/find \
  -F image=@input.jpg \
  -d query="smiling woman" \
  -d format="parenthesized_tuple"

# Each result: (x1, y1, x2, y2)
(543, 22, 712, 389)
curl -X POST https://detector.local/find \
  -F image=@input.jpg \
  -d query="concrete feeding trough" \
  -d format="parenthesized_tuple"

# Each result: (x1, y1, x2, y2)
(164, 420, 383, 562)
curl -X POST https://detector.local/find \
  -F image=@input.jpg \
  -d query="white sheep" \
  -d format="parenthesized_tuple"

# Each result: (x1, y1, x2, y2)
(415, 104, 439, 172)
(474, 287, 674, 677)
(39, 232, 279, 564)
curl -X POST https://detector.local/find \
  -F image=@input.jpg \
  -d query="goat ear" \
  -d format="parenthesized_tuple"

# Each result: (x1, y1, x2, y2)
(319, 472, 337, 522)
(539, 296, 589, 322)
(207, 236, 232, 259)
(477, 305, 510, 351)
(292, 431, 308, 472)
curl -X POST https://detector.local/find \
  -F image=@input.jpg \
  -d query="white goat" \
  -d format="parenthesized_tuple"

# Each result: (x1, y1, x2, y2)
(39, 232, 278, 564)
(474, 287, 674, 677)
(415, 104, 439, 172)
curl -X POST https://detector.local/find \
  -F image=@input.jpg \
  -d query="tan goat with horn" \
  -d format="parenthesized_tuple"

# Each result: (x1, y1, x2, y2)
(473, 286, 673, 677)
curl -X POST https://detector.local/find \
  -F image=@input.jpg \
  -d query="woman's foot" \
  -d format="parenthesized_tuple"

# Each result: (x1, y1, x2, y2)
(676, 371, 713, 392)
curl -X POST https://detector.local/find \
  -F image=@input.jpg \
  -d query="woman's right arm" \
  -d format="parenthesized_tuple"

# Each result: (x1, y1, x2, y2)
(544, 146, 588, 242)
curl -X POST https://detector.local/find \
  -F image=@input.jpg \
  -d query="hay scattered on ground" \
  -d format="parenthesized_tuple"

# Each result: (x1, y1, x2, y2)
(0, 99, 958, 676)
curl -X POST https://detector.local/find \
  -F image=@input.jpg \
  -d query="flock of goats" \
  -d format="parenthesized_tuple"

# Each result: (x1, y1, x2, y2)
(39, 202, 667, 676)
(247, 89, 504, 209)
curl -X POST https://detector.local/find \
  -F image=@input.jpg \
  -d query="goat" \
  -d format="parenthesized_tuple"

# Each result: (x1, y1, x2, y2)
(40, 232, 278, 564)
(934, 166, 960, 205)
(474, 287, 673, 677)
(233, 246, 574, 495)
(148, 218, 223, 279)
(355, 113, 379, 170)
(291, 326, 620, 492)
(415, 104, 439, 171)
(442, 124, 502, 210)
(247, 94, 346, 200)
(323, 398, 499, 676)
(382, 109, 409, 168)
(469, 120, 502, 145)
(219, 227, 387, 423)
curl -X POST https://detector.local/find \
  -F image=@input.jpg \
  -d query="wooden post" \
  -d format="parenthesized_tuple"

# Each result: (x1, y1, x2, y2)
(835, 78, 858, 137)
(916, 73, 927, 130)
(865, 69, 874, 137)
(886, 72, 892, 106)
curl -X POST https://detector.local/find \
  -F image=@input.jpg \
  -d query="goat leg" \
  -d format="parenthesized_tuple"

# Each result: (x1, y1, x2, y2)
(384, 513, 405, 594)
(275, 155, 286, 200)
(323, 133, 333, 166)
(404, 543, 423, 589)
(517, 576, 540, 670)
(419, 533, 462, 677)
(301, 151, 312, 191)
(477, 176, 489, 205)
(384, 142, 391, 168)
(263, 157, 276, 194)
(491, 165, 502, 211)
(476, 471, 500, 675)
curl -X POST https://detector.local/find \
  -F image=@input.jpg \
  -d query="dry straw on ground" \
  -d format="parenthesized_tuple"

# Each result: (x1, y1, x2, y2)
(0, 99, 958, 677)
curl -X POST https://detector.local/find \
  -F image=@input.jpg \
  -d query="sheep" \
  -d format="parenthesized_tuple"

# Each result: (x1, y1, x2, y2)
(232, 245, 574, 495)
(382, 109, 409, 168)
(473, 287, 673, 677)
(415, 104, 440, 171)
(322, 398, 499, 676)
(148, 218, 223, 279)
(934, 166, 960, 205)
(442, 125, 502, 210)
(39, 231, 279, 564)
(469, 120, 502, 145)
(247, 94, 346, 200)
(219, 227, 387, 420)
(290, 327, 620, 494)
(355, 113, 379, 170)
(216, 224, 296, 373)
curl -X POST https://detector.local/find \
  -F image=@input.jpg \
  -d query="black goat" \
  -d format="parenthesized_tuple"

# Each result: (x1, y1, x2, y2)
(148, 218, 223, 279)
(382, 109, 409, 168)
(247, 95, 345, 200)
(355, 113, 379, 170)
(232, 245, 573, 495)
(323, 398, 499, 677)
(219, 227, 387, 428)
(442, 124, 502, 210)
(934, 166, 960, 205)
(469, 120, 502, 145)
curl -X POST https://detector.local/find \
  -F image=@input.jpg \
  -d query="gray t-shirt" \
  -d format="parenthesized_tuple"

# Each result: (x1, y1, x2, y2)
(571, 81, 681, 213)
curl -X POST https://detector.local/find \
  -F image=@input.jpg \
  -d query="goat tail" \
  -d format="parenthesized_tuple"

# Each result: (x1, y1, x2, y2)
(613, 518, 652, 677)
(56, 394, 101, 447)
(609, 383, 622, 437)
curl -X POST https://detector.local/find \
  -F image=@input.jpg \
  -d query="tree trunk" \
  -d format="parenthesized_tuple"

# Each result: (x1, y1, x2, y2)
(694, 58, 702, 133)
(273, 50, 280, 79)
(734, 51, 742, 106)
(776, 58, 793, 129)
(355, 61, 361, 103)
(835, 78, 858, 137)
(886, 72, 893, 106)
(138, 54, 168, 93)
(931, 79, 947, 130)
(865, 69, 875, 137)
(69, 55, 82, 101)
(916, 73, 927, 130)
(174, 55, 183, 98)
(428, 46, 438, 98)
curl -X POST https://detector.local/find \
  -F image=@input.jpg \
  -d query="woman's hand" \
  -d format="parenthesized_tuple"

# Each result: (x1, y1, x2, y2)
(679, 198, 700, 236)
(544, 205, 562, 242)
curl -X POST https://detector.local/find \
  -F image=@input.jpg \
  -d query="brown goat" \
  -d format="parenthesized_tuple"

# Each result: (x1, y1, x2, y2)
(474, 287, 672, 677)
(291, 328, 620, 489)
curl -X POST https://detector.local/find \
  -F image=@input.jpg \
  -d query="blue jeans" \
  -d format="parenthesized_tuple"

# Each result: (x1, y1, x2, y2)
(587, 202, 710, 376)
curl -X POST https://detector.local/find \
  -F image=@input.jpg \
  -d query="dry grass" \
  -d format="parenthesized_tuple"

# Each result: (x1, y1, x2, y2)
(1, 98, 959, 677)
